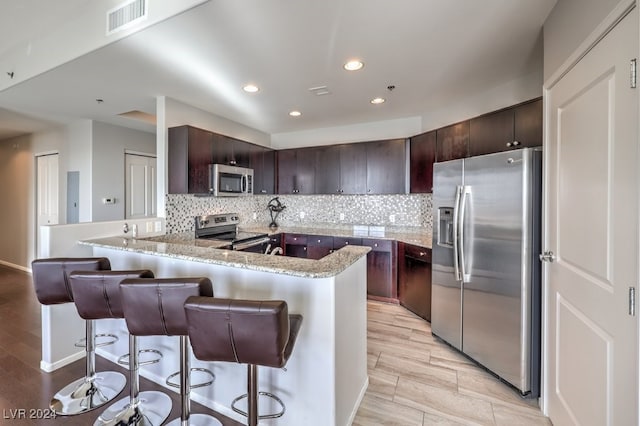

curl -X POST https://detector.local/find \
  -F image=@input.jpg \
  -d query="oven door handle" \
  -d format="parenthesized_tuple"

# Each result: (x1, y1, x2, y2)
(232, 237, 271, 251)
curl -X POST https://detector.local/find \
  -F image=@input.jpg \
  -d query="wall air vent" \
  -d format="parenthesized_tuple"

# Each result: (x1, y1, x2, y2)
(107, 0, 147, 35)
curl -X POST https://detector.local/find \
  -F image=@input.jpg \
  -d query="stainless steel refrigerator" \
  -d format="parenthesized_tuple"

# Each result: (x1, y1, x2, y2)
(431, 147, 541, 397)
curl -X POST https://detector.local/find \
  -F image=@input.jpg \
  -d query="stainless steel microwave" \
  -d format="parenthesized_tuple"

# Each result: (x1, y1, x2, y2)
(208, 164, 253, 196)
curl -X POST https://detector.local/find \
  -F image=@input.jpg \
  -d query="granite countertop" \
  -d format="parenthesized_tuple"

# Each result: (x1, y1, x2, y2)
(80, 236, 370, 279)
(241, 224, 433, 249)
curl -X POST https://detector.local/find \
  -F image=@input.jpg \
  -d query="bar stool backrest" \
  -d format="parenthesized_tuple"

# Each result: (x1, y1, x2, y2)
(69, 270, 155, 320)
(120, 278, 213, 336)
(184, 297, 300, 369)
(31, 257, 111, 305)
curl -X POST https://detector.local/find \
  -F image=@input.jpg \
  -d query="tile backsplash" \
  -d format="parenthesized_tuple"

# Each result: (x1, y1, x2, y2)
(165, 193, 432, 234)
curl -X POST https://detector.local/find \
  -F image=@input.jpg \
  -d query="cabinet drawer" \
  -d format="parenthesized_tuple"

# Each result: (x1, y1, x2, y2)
(284, 234, 307, 245)
(403, 244, 431, 262)
(333, 237, 362, 248)
(268, 234, 282, 245)
(362, 238, 393, 252)
(307, 236, 334, 247)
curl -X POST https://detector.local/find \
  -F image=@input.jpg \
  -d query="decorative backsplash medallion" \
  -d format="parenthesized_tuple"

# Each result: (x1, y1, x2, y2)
(165, 194, 433, 235)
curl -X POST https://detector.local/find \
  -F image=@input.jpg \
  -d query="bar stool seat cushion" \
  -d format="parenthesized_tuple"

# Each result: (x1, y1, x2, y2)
(120, 277, 213, 336)
(69, 270, 154, 320)
(31, 257, 111, 305)
(184, 297, 303, 369)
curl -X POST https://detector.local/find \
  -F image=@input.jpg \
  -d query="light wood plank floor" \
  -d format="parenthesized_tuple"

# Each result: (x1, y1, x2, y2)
(1, 265, 550, 425)
(353, 301, 551, 425)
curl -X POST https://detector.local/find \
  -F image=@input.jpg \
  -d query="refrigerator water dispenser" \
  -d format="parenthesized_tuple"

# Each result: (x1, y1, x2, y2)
(437, 207, 455, 247)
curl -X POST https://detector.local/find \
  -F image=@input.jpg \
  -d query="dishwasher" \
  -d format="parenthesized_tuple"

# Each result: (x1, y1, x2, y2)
(398, 243, 432, 322)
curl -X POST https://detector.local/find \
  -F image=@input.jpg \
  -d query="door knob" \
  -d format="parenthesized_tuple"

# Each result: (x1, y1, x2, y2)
(539, 251, 556, 263)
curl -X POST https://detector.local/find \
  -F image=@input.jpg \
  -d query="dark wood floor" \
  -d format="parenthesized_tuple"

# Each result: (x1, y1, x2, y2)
(0, 265, 242, 425)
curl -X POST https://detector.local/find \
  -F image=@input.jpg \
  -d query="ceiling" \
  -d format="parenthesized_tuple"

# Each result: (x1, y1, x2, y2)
(0, 0, 556, 141)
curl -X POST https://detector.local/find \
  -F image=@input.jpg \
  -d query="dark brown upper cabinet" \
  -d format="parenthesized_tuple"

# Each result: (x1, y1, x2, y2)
(366, 139, 407, 194)
(211, 134, 252, 167)
(168, 125, 274, 195)
(409, 130, 436, 193)
(469, 98, 542, 156)
(168, 125, 214, 194)
(250, 146, 276, 195)
(276, 148, 316, 194)
(436, 122, 470, 162)
(314, 144, 367, 195)
(514, 98, 542, 148)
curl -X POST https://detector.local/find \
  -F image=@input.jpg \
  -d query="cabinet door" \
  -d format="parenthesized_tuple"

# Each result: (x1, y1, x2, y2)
(276, 149, 298, 194)
(307, 235, 334, 259)
(366, 139, 406, 194)
(514, 98, 542, 148)
(168, 125, 214, 194)
(211, 133, 234, 166)
(315, 146, 341, 194)
(469, 109, 514, 156)
(410, 131, 436, 193)
(187, 127, 213, 194)
(251, 147, 275, 194)
(168, 126, 189, 193)
(296, 148, 316, 194)
(340, 143, 367, 194)
(231, 138, 252, 167)
(436, 122, 469, 162)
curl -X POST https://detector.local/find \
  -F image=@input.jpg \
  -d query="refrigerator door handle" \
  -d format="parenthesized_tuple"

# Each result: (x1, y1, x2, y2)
(459, 185, 472, 283)
(453, 185, 462, 282)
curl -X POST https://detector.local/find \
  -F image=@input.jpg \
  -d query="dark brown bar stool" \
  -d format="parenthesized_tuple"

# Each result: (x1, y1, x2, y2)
(31, 257, 114, 416)
(96, 277, 217, 426)
(184, 298, 303, 426)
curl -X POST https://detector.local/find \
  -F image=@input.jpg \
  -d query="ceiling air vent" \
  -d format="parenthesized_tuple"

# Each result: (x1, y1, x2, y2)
(107, 0, 147, 35)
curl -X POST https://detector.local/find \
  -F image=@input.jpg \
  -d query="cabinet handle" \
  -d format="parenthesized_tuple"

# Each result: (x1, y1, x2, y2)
(317, 239, 321, 243)
(374, 243, 378, 247)
(419, 252, 426, 256)
(512, 140, 520, 146)
(261, 189, 267, 194)
(506, 142, 512, 147)
(303, 247, 307, 251)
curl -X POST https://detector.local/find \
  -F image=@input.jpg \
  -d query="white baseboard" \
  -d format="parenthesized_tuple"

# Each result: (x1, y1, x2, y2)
(0, 259, 31, 274)
(40, 350, 85, 372)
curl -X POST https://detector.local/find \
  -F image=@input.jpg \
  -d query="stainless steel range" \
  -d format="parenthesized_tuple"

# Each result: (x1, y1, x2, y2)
(195, 213, 269, 251)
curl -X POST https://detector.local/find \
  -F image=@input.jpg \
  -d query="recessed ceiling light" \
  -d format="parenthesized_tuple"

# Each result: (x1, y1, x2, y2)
(344, 60, 364, 71)
(289, 110, 302, 117)
(243, 84, 259, 93)
(370, 97, 385, 104)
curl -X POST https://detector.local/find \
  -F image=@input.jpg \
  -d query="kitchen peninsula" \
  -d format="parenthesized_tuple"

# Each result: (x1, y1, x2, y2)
(80, 234, 370, 426)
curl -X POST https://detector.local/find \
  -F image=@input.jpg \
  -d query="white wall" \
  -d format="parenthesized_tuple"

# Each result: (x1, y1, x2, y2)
(66, 119, 93, 222)
(0, 128, 65, 270)
(91, 121, 155, 222)
(543, 0, 623, 80)
(0, 0, 209, 94)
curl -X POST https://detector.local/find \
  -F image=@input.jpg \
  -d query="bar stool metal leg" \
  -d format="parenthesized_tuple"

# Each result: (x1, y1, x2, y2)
(95, 335, 172, 426)
(50, 319, 126, 416)
(231, 365, 286, 425)
(166, 336, 222, 426)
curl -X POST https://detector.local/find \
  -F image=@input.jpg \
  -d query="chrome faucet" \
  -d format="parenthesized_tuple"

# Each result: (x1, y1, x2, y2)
(269, 247, 283, 255)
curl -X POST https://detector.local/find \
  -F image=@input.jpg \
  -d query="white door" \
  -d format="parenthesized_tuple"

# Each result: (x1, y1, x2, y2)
(36, 153, 59, 227)
(545, 8, 638, 426)
(125, 153, 156, 219)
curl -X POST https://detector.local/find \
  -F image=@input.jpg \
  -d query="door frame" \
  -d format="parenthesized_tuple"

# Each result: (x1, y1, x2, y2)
(541, 0, 639, 419)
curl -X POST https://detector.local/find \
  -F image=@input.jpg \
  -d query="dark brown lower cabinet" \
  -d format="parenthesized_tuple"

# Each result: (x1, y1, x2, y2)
(362, 238, 397, 301)
(283, 233, 307, 258)
(307, 236, 334, 260)
(398, 243, 432, 321)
